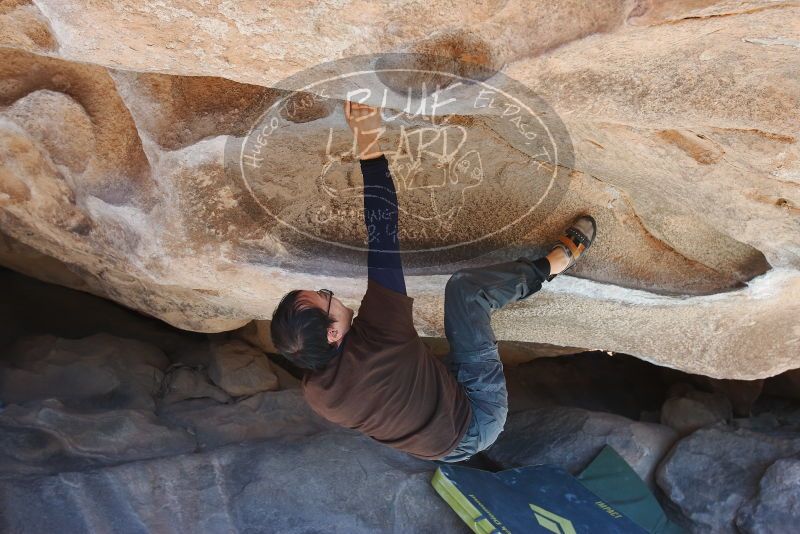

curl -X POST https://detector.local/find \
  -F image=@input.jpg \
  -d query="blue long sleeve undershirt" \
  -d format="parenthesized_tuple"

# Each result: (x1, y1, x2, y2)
(359, 154, 407, 295)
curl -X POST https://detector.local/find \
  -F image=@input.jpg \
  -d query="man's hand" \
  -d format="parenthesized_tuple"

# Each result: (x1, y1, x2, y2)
(344, 100, 384, 160)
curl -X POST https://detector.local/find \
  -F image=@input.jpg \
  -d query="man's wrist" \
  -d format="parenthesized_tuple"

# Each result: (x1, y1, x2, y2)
(359, 152, 387, 166)
(357, 138, 383, 160)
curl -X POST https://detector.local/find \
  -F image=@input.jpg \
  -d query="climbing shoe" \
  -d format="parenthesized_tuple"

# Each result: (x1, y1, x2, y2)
(547, 215, 597, 281)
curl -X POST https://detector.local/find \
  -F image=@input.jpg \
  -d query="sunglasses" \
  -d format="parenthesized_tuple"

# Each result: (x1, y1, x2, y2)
(317, 288, 333, 317)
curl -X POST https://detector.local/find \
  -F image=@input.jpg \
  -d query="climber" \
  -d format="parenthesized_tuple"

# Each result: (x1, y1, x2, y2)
(270, 100, 597, 463)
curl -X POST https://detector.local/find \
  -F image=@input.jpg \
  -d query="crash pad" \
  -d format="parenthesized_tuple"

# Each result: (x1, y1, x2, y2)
(576, 446, 684, 534)
(432, 463, 648, 533)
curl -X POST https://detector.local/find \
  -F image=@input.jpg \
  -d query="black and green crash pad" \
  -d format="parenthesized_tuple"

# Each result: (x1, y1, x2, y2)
(576, 446, 683, 534)
(432, 463, 647, 533)
(431, 446, 683, 534)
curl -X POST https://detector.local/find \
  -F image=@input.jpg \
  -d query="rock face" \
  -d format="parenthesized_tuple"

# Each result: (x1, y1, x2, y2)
(0, 431, 470, 534)
(4, 279, 800, 532)
(208, 339, 279, 397)
(660, 385, 733, 437)
(735, 457, 800, 533)
(0, 330, 467, 532)
(485, 405, 678, 486)
(0, 399, 197, 476)
(160, 365, 232, 404)
(159, 389, 336, 451)
(0, 1, 798, 378)
(657, 425, 800, 533)
(0, 334, 169, 410)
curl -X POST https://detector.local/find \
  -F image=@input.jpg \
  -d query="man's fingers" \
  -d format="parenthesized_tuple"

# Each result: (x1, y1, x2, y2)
(345, 100, 380, 130)
(354, 107, 375, 122)
(346, 100, 372, 122)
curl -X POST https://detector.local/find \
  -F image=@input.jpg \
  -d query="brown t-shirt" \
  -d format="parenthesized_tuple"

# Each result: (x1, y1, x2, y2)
(301, 278, 473, 460)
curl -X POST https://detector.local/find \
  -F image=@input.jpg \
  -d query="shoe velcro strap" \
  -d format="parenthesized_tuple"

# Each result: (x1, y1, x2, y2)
(559, 235, 585, 259)
(566, 227, 591, 247)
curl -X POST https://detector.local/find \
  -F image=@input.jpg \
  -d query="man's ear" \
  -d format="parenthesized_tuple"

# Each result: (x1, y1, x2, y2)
(327, 326, 340, 344)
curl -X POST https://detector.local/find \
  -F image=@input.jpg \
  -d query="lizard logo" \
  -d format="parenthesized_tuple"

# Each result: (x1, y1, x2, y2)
(230, 53, 573, 270)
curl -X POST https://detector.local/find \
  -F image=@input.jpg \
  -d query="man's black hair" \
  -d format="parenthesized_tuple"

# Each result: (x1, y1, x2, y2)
(270, 290, 340, 371)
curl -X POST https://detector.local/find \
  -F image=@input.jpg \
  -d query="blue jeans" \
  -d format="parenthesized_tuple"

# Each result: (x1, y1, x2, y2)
(437, 257, 548, 463)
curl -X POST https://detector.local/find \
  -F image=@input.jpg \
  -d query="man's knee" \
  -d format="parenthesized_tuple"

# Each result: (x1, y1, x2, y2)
(444, 272, 476, 317)
(445, 270, 476, 299)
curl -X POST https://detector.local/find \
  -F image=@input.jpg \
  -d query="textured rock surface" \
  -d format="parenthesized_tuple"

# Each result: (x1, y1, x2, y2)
(160, 365, 232, 404)
(735, 457, 800, 533)
(5, 274, 800, 532)
(0, 327, 467, 532)
(657, 425, 800, 533)
(0, 334, 169, 409)
(0, 261, 206, 353)
(159, 389, 337, 450)
(733, 398, 800, 433)
(705, 379, 765, 418)
(0, 431, 470, 534)
(485, 405, 678, 486)
(0, 1, 798, 378)
(208, 339, 279, 396)
(0, 399, 196, 476)
(661, 385, 733, 437)
(0, 333, 196, 476)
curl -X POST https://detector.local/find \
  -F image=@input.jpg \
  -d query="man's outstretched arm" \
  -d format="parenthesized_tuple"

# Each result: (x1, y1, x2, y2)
(360, 154, 406, 295)
(344, 100, 406, 295)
